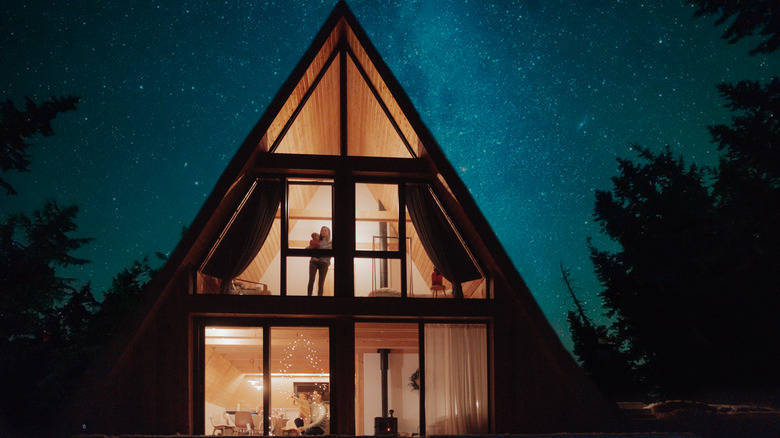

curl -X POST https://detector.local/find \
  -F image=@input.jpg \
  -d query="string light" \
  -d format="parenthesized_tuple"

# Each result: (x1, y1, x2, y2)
(277, 332, 325, 375)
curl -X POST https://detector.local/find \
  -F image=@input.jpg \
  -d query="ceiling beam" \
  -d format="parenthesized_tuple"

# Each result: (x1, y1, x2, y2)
(254, 153, 430, 178)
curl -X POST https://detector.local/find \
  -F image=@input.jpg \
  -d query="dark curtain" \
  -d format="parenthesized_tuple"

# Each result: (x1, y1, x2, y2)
(405, 183, 481, 298)
(201, 179, 282, 293)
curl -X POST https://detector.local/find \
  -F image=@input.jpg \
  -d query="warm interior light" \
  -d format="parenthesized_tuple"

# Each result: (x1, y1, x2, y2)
(249, 379, 264, 390)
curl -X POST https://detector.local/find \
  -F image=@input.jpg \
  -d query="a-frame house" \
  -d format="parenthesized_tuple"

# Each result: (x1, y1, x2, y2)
(68, 1, 615, 436)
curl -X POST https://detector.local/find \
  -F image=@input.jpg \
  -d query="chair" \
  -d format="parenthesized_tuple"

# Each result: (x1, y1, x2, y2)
(234, 411, 256, 435)
(430, 284, 446, 298)
(210, 414, 234, 436)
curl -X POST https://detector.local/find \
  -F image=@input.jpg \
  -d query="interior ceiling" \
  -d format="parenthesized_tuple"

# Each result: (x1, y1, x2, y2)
(207, 324, 418, 375)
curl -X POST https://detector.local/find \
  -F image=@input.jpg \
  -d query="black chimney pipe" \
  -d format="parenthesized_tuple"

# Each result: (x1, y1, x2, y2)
(378, 348, 390, 417)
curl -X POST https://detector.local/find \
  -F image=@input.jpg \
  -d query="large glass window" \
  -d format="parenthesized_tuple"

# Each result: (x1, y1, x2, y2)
(354, 254, 410, 297)
(424, 324, 488, 434)
(405, 186, 487, 299)
(287, 256, 334, 296)
(354, 322, 489, 436)
(355, 183, 399, 251)
(355, 183, 411, 297)
(203, 325, 330, 436)
(196, 179, 282, 295)
(285, 180, 334, 297)
(204, 326, 264, 435)
(287, 180, 333, 250)
(195, 177, 488, 299)
(271, 327, 330, 435)
(355, 323, 419, 435)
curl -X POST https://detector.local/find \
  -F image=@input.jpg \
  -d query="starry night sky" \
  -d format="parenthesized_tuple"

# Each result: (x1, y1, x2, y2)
(2, 0, 778, 349)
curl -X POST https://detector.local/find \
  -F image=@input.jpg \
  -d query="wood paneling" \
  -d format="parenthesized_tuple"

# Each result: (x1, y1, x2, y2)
(265, 18, 419, 160)
(344, 21, 421, 157)
(347, 57, 410, 158)
(265, 20, 343, 151)
(275, 55, 341, 155)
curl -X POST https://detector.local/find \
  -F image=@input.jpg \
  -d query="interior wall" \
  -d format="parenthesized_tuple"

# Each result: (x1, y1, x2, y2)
(361, 352, 419, 435)
(260, 252, 281, 293)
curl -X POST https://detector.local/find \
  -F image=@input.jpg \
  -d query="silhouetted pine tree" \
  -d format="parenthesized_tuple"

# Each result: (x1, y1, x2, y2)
(563, 263, 639, 398)
(0, 96, 79, 195)
(589, 145, 725, 393)
(589, 82, 780, 393)
(0, 200, 94, 423)
(708, 78, 780, 385)
(690, 0, 780, 54)
(0, 93, 165, 436)
(88, 257, 162, 341)
(581, 2, 780, 397)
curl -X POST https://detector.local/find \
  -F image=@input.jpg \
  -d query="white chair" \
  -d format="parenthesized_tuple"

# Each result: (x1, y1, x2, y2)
(234, 411, 256, 435)
(210, 414, 234, 436)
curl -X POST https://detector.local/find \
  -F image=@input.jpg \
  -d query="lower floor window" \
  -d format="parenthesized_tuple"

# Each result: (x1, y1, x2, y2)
(201, 321, 487, 436)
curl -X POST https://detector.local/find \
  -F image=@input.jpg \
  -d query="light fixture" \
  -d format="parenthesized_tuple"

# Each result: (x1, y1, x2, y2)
(249, 379, 263, 391)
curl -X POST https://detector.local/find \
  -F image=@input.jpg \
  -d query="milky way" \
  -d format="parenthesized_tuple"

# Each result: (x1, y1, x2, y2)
(2, 0, 778, 349)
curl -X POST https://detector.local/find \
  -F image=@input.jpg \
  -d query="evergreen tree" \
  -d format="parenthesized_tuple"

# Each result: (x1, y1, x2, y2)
(562, 263, 638, 398)
(709, 78, 780, 385)
(0, 200, 94, 424)
(690, 0, 780, 54)
(88, 257, 162, 340)
(581, 4, 780, 395)
(0, 96, 79, 195)
(589, 146, 724, 393)
(0, 200, 93, 344)
(589, 90, 780, 393)
(0, 93, 164, 435)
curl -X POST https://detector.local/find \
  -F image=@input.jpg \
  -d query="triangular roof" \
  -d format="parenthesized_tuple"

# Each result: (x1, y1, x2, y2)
(68, 1, 613, 434)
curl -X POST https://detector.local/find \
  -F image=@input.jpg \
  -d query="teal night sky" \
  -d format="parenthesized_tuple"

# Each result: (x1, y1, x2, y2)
(2, 1, 778, 349)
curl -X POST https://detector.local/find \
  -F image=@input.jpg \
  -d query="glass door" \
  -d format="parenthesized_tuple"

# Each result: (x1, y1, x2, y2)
(204, 326, 264, 435)
(354, 322, 419, 436)
(202, 324, 331, 436)
(270, 327, 330, 435)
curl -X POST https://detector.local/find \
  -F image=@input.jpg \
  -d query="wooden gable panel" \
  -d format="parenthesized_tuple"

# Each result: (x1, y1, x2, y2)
(347, 56, 411, 158)
(275, 54, 341, 155)
(344, 22, 421, 158)
(266, 18, 421, 160)
(263, 20, 344, 152)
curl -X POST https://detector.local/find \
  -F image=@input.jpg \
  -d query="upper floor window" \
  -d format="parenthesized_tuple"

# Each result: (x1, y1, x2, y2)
(287, 179, 334, 296)
(196, 178, 486, 299)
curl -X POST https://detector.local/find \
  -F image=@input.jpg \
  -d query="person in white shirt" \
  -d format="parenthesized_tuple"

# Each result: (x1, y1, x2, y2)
(297, 390, 328, 435)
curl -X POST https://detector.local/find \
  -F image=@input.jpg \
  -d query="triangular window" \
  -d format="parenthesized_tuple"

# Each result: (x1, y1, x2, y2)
(273, 54, 341, 155)
(346, 56, 413, 158)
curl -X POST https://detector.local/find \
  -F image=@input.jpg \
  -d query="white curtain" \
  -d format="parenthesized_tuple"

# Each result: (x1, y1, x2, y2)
(424, 324, 488, 434)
